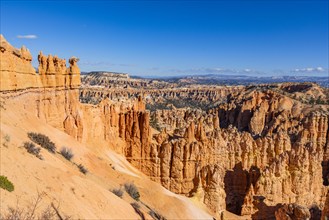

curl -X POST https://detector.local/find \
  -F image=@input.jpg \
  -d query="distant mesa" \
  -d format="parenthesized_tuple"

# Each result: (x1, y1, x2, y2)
(87, 71, 130, 79)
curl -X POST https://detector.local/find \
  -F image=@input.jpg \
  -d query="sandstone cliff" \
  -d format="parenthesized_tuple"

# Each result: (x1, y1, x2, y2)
(2, 35, 329, 219)
(1, 36, 217, 219)
(107, 86, 329, 217)
(0, 35, 80, 91)
(322, 191, 329, 220)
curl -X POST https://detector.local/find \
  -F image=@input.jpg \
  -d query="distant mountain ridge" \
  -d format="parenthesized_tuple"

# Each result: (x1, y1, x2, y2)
(81, 70, 329, 87)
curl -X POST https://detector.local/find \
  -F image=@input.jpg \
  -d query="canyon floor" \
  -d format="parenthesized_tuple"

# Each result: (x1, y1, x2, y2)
(1, 35, 329, 219)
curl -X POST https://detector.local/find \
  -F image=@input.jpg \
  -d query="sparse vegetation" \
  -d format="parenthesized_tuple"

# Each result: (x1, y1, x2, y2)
(130, 202, 140, 209)
(315, 96, 326, 104)
(2, 134, 10, 147)
(0, 100, 6, 110)
(150, 114, 161, 131)
(111, 188, 124, 198)
(4, 134, 10, 142)
(131, 202, 145, 220)
(149, 209, 167, 220)
(0, 175, 14, 192)
(124, 183, 140, 201)
(78, 164, 88, 174)
(60, 147, 74, 161)
(1, 192, 70, 219)
(23, 142, 43, 160)
(303, 96, 328, 105)
(146, 98, 224, 112)
(309, 97, 315, 104)
(79, 95, 102, 105)
(27, 132, 56, 153)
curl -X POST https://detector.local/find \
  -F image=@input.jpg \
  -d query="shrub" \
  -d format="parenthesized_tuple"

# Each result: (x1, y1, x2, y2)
(130, 202, 140, 209)
(111, 188, 124, 198)
(149, 209, 166, 220)
(78, 164, 88, 174)
(3, 134, 10, 147)
(23, 142, 43, 160)
(0, 175, 14, 192)
(79, 95, 102, 105)
(150, 114, 161, 131)
(131, 202, 144, 220)
(27, 132, 56, 153)
(4, 134, 10, 143)
(124, 183, 140, 201)
(1, 192, 70, 219)
(0, 101, 5, 110)
(60, 147, 74, 161)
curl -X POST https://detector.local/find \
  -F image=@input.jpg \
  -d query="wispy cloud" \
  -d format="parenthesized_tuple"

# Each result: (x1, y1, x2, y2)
(148, 67, 160, 71)
(165, 67, 263, 75)
(292, 67, 326, 73)
(79, 61, 114, 66)
(291, 67, 327, 73)
(119, 63, 137, 67)
(79, 60, 137, 68)
(17, 35, 37, 39)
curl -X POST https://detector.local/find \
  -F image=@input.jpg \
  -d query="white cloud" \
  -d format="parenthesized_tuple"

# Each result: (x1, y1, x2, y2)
(17, 35, 37, 39)
(316, 67, 324, 71)
(166, 67, 263, 75)
(79, 61, 114, 66)
(79, 61, 136, 68)
(292, 67, 327, 73)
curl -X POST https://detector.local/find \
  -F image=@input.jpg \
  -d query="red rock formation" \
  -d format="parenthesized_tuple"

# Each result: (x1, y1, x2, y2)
(0, 35, 40, 90)
(322, 191, 329, 220)
(33, 70, 329, 217)
(0, 35, 80, 91)
(275, 203, 311, 220)
(114, 87, 328, 216)
(2, 36, 329, 218)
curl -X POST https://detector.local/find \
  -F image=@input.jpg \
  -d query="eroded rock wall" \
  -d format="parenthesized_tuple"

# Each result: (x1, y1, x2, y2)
(0, 35, 149, 156)
(123, 88, 329, 216)
(0, 35, 80, 91)
(2, 35, 329, 218)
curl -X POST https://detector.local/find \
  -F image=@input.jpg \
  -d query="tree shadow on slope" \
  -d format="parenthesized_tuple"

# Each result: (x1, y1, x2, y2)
(224, 162, 260, 215)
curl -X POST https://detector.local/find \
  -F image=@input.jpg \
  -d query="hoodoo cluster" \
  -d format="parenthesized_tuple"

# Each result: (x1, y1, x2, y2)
(0, 35, 80, 91)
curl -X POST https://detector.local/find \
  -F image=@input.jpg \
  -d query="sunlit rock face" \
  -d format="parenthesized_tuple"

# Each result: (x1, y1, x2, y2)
(80, 68, 329, 216)
(111, 86, 328, 217)
(2, 35, 329, 218)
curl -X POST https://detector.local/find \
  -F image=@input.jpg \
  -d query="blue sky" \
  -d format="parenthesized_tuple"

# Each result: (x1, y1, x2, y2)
(1, 0, 328, 77)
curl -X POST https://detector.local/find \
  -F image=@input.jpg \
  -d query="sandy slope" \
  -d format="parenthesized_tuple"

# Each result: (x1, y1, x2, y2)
(0, 100, 216, 219)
